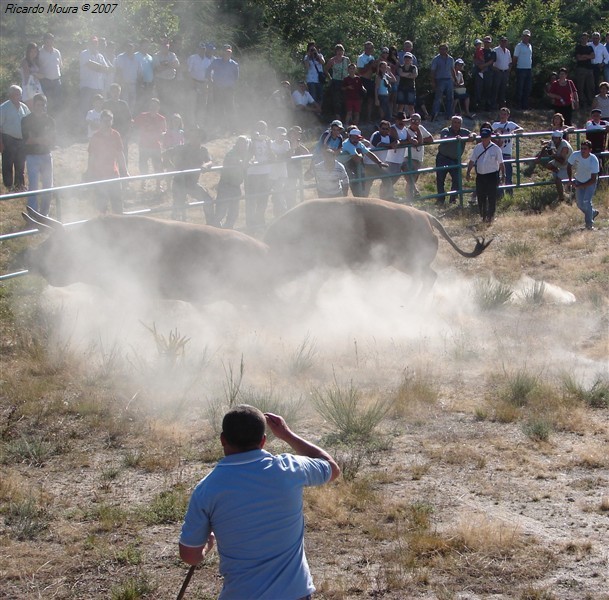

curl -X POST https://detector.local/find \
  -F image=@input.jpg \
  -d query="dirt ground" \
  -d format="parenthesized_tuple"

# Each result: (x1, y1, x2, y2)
(1, 112, 608, 600)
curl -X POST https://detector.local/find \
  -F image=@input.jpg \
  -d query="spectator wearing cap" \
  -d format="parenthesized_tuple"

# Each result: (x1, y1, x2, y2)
(397, 52, 418, 117)
(340, 128, 388, 197)
(466, 127, 505, 223)
(430, 43, 456, 121)
(513, 29, 533, 110)
(37, 33, 63, 116)
(589, 32, 609, 93)
(315, 119, 344, 159)
(114, 42, 139, 112)
(398, 40, 418, 68)
(325, 44, 350, 120)
(574, 33, 595, 110)
(79, 36, 110, 121)
(453, 59, 472, 117)
(207, 44, 239, 124)
(187, 42, 215, 127)
(492, 36, 511, 108)
(152, 39, 180, 115)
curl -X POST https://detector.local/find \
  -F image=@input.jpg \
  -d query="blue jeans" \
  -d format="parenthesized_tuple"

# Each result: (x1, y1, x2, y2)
(433, 78, 454, 117)
(515, 69, 532, 109)
(26, 153, 53, 215)
(575, 182, 597, 228)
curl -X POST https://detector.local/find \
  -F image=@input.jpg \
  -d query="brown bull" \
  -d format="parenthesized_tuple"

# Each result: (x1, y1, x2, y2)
(19, 209, 270, 304)
(263, 197, 491, 293)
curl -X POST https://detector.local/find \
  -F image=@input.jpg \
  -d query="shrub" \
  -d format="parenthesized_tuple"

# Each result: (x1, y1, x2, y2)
(523, 418, 552, 442)
(561, 373, 609, 408)
(501, 370, 541, 407)
(312, 380, 392, 442)
(110, 574, 156, 600)
(3, 497, 50, 540)
(289, 333, 318, 376)
(139, 486, 189, 525)
(473, 277, 513, 310)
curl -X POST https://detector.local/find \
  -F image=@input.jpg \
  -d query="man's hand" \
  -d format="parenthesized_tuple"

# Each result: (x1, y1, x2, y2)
(203, 532, 216, 558)
(264, 413, 291, 440)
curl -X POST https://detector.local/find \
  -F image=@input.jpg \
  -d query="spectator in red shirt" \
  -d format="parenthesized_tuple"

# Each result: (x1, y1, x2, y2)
(87, 109, 129, 213)
(134, 97, 166, 192)
(342, 63, 366, 126)
(547, 67, 579, 126)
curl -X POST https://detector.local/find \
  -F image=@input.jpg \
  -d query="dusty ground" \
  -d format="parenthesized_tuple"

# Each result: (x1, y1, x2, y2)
(1, 112, 608, 599)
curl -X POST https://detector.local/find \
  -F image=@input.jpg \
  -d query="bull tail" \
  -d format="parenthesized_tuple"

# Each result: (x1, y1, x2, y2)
(428, 215, 492, 258)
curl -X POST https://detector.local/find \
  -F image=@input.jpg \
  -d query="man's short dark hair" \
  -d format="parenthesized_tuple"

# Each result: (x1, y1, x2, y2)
(222, 405, 266, 450)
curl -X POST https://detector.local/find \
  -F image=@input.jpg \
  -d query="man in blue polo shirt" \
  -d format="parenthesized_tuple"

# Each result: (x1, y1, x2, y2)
(179, 405, 340, 600)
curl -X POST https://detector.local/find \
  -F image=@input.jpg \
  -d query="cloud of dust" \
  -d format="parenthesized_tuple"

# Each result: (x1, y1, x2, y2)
(30, 261, 606, 420)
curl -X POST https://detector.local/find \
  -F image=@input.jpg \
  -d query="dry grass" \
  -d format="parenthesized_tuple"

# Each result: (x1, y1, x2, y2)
(1, 112, 608, 599)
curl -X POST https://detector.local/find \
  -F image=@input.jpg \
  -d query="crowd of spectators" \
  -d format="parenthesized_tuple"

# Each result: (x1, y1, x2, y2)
(1, 30, 607, 228)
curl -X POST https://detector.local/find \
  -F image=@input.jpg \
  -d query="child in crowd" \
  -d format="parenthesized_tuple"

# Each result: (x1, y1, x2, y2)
(342, 63, 365, 126)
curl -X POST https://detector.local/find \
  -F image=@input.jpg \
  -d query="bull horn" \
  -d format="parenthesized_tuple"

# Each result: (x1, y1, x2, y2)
(26, 206, 64, 230)
(22, 211, 52, 231)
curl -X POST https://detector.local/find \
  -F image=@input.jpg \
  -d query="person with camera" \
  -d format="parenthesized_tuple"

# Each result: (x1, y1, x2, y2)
(304, 41, 326, 105)
(543, 130, 574, 204)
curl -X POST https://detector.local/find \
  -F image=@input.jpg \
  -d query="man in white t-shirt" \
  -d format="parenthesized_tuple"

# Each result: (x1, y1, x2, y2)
(491, 107, 523, 194)
(513, 29, 533, 109)
(567, 140, 600, 230)
(492, 36, 512, 108)
(187, 42, 215, 126)
(37, 33, 63, 115)
(79, 36, 110, 119)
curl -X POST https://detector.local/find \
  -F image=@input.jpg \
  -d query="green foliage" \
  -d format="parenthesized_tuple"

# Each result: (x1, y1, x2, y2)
(139, 486, 189, 525)
(523, 418, 552, 442)
(3, 497, 50, 540)
(312, 379, 392, 442)
(501, 369, 541, 407)
(110, 574, 156, 600)
(473, 277, 513, 310)
(561, 373, 609, 409)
